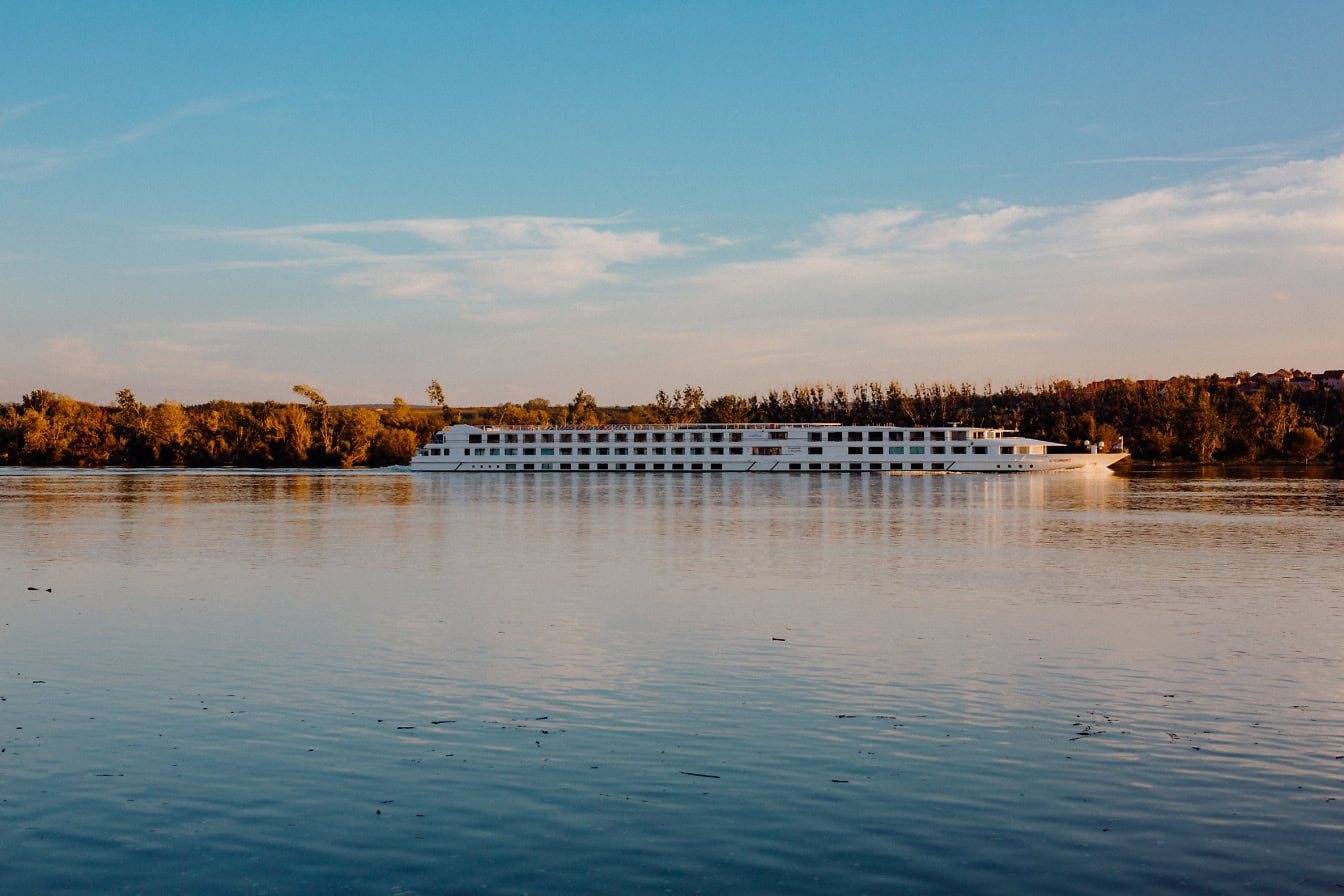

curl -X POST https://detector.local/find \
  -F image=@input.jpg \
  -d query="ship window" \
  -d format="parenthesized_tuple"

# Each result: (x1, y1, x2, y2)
(653, 447, 667, 456)
(634, 433, 647, 442)
(578, 433, 590, 443)
(596, 433, 609, 443)
(560, 433, 573, 443)
(1000, 446, 1013, 455)
(505, 434, 517, 443)
(473, 448, 485, 456)
(673, 433, 684, 442)
(973, 446, 987, 454)
(523, 448, 536, 456)
(560, 448, 572, 455)
(827, 432, 842, 442)
(578, 448, 591, 455)
(614, 433, 627, 442)
(541, 448, 555, 456)
(541, 463, 552, 470)
(729, 447, 744, 455)
(691, 463, 703, 470)
(789, 463, 802, 470)
(597, 447, 609, 456)
(869, 463, 882, 471)
(691, 447, 704, 455)
(909, 431, 924, 442)
(848, 447, 862, 455)
(809, 432, 822, 442)
(932, 462, 945, 470)
(505, 448, 518, 456)
(505, 463, 516, 470)
(849, 462, 862, 470)
(910, 462, 924, 470)
(634, 463, 646, 470)
(770, 431, 789, 440)
(692, 433, 704, 442)
(730, 432, 744, 442)
(615, 463, 627, 470)
(710, 463, 723, 470)
(597, 463, 608, 470)
(752, 446, 782, 456)
(653, 463, 665, 470)
(910, 447, 925, 455)
(469, 434, 482, 444)
(524, 463, 535, 470)
(951, 431, 968, 441)
(952, 446, 967, 455)
(829, 463, 841, 470)
(430, 448, 441, 456)
(868, 431, 884, 441)
(848, 432, 863, 441)
(523, 434, 536, 443)
(868, 446, 882, 455)
(672, 463, 684, 470)
(487, 434, 500, 444)
(809, 463, 822, 470)
(489, 448, 500, 456)
(542, 433, 554, 443)
(711, 432, 724, 442)
(931, 446, 945, 455)
(578, 463, 589, 470)
(653, 433, 666, 442)
(559, 463, 571, 470)
(889, 447, 904, 455)
(890, 431, 905, 441)
(710, 447, 724, 455)
(808, 447, 822, 455)
(672, 447, 685, 455)
(634, 447, 647, 455)
(930, 431, 946, 441)
(614, 447, 628, 455)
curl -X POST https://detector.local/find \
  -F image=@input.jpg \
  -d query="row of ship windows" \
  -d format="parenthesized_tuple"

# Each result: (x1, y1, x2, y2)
(455, 429, 984, 445)
(424, 445, 1030, 457)
(415, 462, 1034, 472)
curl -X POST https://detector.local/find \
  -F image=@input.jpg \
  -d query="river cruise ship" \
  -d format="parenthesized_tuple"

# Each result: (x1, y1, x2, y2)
(410, 423, 1127, 473)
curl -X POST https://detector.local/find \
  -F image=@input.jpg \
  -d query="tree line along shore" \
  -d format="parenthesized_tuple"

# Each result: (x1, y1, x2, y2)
(2, 376, 1341, 468)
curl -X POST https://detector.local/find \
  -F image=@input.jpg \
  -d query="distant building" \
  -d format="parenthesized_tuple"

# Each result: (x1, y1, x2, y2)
(1321, 370, 1344, 391)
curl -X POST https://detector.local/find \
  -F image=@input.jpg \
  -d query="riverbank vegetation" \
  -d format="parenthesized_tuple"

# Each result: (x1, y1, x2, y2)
(2, 375, 1341, 467)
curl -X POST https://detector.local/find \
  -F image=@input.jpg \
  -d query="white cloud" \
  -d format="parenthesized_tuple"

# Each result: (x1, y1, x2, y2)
(195, 215, 700, 300)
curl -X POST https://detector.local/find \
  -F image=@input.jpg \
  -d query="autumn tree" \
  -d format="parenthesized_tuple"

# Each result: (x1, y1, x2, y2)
(566, 389, 601, 426)
(426, 379, 462, 425)
(1283, 426, 1326, 463)
(293, 384, 332, 458)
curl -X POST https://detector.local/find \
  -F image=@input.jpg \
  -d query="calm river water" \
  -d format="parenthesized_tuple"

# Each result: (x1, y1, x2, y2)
(2, 469, 1342, 894)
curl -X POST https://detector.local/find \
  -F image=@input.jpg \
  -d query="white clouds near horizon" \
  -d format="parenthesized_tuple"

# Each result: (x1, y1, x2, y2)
(190, 216, 699, 301)
(6, 153, 1344, 405)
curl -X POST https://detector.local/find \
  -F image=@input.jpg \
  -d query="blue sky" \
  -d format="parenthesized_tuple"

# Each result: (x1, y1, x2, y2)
(4, 2, 1343, 405)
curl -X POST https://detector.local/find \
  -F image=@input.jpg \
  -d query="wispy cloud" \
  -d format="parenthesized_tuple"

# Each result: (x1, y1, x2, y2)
(0, 97, 61, 129)
(190, 215, 703, 300)
(0, 92, 278, 180)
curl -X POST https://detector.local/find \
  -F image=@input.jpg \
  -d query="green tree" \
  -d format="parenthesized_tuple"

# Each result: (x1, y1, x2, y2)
(705, 394, 753, 424)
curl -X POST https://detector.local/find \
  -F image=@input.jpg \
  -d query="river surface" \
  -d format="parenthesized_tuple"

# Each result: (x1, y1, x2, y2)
(1, 469, 1342, 894)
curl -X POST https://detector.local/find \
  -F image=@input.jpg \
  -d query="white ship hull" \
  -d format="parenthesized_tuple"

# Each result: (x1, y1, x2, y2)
(411, 423, 1127, 474)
